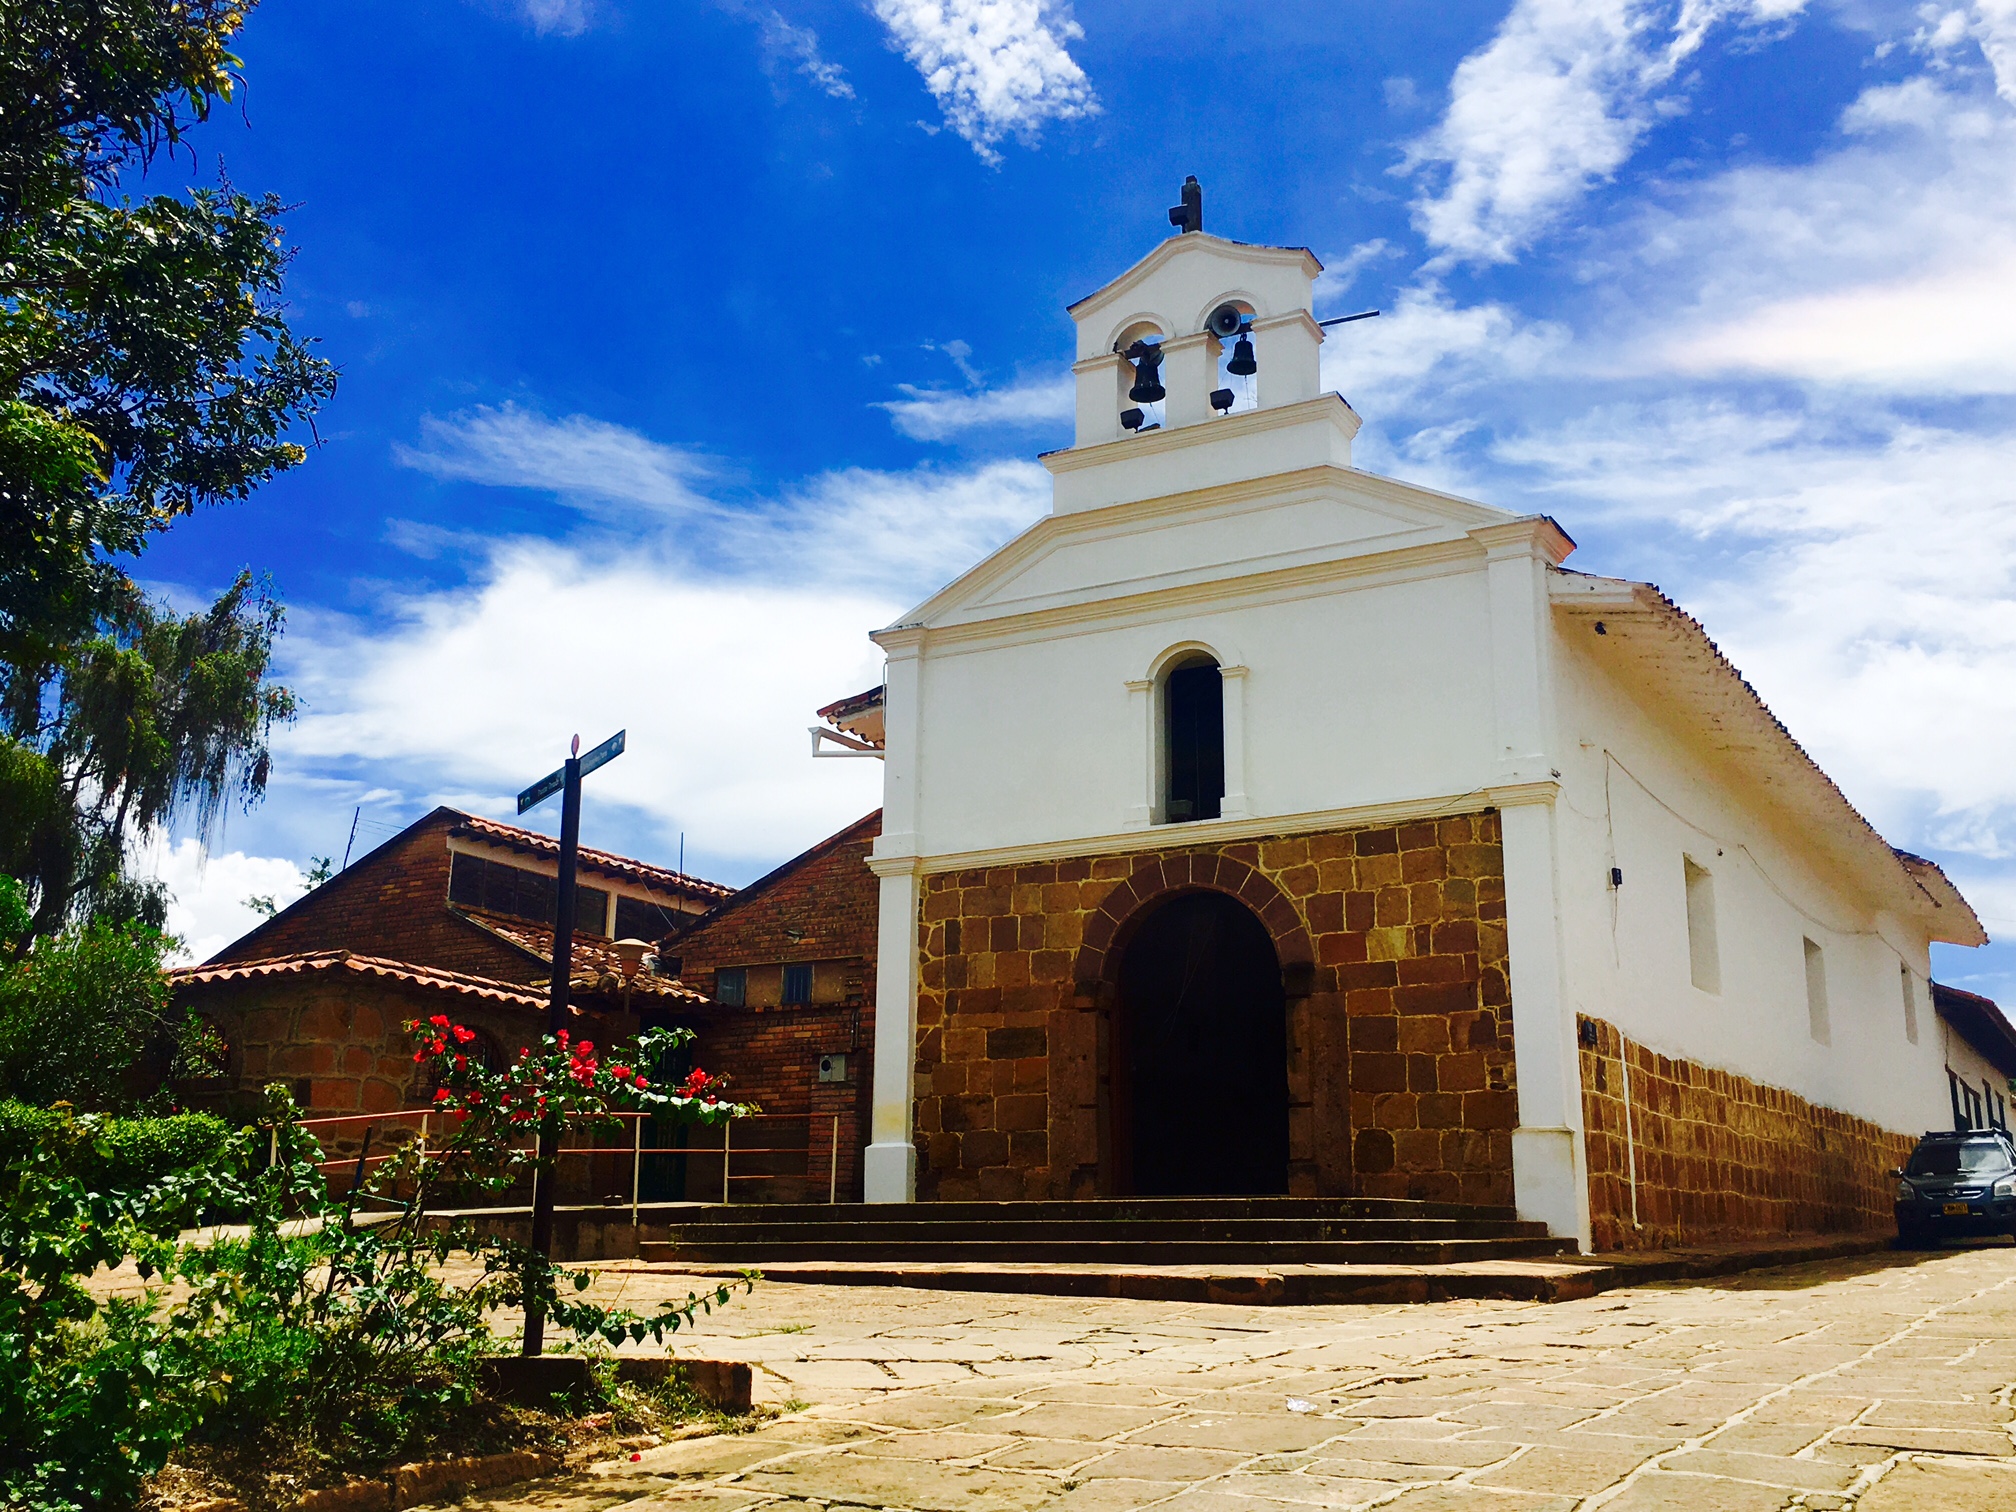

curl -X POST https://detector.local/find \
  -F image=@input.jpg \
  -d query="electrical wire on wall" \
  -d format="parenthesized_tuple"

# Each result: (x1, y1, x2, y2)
(1601, 749, 1883, 943)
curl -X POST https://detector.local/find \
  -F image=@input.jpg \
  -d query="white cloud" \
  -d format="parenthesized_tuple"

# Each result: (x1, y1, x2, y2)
(1601, 78, 2016, 393)
(1407, 0, 1807, 264)
(514, 0, 592, 36)
(274, 419, 1046, 873)
(1320, 282, 1566, 424)
(392, 404, 716, 519)
(875, 374, 1073, 441)
(751, 7, 856, 98)
(1979, 0, 2016, 100)
(280, 553, 897, 866)
(144, 839, 310, 965)
(870, 0, 1098, 163)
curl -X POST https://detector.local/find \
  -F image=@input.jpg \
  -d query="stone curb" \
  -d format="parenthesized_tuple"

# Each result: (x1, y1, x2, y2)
(291, 1450, 562, 1511)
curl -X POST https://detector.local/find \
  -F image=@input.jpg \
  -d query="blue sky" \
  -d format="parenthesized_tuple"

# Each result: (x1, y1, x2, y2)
(138, 0, 2016, 999)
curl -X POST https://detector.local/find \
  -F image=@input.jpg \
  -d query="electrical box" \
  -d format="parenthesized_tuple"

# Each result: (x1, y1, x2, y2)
(817, 1053, 848, 1084)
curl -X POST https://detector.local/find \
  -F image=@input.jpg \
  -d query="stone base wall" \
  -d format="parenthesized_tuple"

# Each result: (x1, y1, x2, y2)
(912, 811, 1517, 1204)
(1578, 1015, 1916, 1251)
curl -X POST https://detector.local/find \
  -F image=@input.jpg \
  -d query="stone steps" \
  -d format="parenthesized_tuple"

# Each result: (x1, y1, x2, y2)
(634, 1197, 1572, 1268)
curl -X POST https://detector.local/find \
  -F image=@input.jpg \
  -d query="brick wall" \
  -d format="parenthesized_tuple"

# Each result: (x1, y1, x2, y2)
(666, 811, 881, 1201)
(913, 811, 1517, 1204)
(212, 809, 539, 983)
(1578, 1015, 1915, 1251)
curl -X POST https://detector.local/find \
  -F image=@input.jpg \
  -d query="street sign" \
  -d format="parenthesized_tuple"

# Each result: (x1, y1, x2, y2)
(578, 728, 625, 778)
(516, 767, 563, 815)
(517, 729, 623, 813)
(511, 726, 627, 1358)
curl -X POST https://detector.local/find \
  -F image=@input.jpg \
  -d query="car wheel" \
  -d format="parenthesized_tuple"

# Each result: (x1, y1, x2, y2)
(1895, 1226, 1931, 1250)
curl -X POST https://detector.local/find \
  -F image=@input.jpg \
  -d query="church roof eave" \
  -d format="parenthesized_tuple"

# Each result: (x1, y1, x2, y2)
(1550, 570, 1986, 947)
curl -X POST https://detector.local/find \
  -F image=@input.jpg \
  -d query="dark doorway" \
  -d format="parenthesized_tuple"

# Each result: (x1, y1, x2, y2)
(1164, 659, 1223, 822)
(1113, 890, 1288, 1195)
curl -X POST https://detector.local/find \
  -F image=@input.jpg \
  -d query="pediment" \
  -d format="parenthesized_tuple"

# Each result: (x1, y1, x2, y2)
(903, 467, 1515, 630)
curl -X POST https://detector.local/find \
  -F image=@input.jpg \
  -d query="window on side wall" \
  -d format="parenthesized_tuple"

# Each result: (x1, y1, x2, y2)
(782, 963, 813, 1006)
(1161, 655, 1224, 823)
(1683, 856, 1719, 994)
(715, 967, 747, 1008)
(1900, 964, 1919, 1045)
(1803, 937, 1830, 1045)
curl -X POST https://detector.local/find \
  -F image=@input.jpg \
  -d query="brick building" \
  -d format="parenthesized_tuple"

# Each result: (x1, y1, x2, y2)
(171, 806, 728, 1123)
(659, 811, 881, 1202)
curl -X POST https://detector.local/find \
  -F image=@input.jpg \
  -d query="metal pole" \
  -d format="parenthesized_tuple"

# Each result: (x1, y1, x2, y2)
(722, 1119, 731, 1205)
(830, 1113, 839, 1204)
(631, 1114, 642, 1227)
(522, 750, 582, 1358)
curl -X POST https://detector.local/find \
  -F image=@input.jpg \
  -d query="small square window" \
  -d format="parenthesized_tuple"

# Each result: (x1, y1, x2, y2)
(715, 967, 746, 1007)
(782, 963, 813, 1005)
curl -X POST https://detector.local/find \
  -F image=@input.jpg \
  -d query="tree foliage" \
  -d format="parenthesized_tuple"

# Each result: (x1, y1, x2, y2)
(0, 873, 213, 1110)
(0, 0, 335, 941)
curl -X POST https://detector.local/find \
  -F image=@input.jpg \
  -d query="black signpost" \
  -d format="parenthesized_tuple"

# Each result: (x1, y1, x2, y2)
(515, 728, 624, 1356)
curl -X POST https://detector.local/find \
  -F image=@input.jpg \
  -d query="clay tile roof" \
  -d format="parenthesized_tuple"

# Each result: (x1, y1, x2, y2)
(448, 813, 733, 900)
(168, 951, 551, 1009)
(460, 914, 712, 1006)
(816, 685, 884, 724)
(1934, 983, 2016, 1081)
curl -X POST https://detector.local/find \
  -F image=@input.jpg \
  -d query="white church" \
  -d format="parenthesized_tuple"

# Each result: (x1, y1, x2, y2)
(847, 190, 1986, 1250)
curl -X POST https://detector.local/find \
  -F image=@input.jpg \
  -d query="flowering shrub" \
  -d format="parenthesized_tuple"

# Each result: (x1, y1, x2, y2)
(394, 1018, 746, 1197)
(2, 1022, 758, 1512)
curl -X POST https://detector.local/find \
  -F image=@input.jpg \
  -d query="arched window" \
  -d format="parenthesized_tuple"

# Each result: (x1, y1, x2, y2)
(1163, 654, 1224, 823)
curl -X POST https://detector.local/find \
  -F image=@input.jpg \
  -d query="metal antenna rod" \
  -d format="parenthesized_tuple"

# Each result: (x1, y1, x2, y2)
(1318, 309, 1381, 328)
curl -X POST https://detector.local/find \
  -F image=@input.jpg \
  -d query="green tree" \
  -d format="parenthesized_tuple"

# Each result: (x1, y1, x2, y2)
(0, 874, 210, 1111)
(0, 0, 335, 943)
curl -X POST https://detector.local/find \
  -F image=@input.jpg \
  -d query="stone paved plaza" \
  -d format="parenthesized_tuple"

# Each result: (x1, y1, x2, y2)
(468, 1242, 2016, 1511)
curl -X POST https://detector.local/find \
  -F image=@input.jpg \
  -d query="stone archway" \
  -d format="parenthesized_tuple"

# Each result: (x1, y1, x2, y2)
(1111, 890, 1288, 1195)
(1068, 851, 1317, 1196)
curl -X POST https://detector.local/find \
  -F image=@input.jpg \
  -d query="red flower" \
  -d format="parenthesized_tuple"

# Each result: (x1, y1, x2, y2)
(454, 1054, 467, 1070)
(633, 1076, 649, 1089)
(433, 1088, 451, 1103)
(452, 1025, 476, 1044)
(412, 1049, 426, 1063)
(610, 1066, 632, 1080)
(430, 1014, 451, 1029)
(557, 1029, 570, 1046)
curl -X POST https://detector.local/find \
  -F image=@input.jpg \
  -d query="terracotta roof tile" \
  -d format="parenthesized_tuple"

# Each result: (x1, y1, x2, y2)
(169, 951, 552, 1009)
(449, 813, 733, 900)
(460, 912, 712, 1005)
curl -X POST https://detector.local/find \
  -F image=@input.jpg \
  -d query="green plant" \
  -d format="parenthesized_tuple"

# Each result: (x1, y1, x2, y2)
(0, 1023, 759, 1511)
(0, 1104, 216, 1511)
(0, 1101, 232, 1196)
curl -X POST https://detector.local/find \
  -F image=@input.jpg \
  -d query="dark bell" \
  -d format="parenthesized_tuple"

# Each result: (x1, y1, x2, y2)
(1209, 388, 1235, 413)
(1226, 332, 1257, 377)
(1127, 342, 1166, 403)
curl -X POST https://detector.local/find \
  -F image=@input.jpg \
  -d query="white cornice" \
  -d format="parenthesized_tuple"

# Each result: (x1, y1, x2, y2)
(878, 532, 1483, 660)
(867, 784, 1554, 878)
(1040, 394, 1358, 476)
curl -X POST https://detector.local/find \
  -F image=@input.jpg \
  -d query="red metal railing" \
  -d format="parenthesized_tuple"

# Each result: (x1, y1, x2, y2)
(288, 1109, 845, 1218)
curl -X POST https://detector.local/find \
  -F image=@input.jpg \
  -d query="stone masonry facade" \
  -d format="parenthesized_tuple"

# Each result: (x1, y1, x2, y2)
(912, 810, 1517, 1203)
(1578, 1014, 1916, 1251)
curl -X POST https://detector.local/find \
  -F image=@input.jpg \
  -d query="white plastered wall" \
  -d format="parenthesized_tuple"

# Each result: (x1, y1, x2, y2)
(906, 567, 1497, 858)
(1548, 617, 1950, 1138)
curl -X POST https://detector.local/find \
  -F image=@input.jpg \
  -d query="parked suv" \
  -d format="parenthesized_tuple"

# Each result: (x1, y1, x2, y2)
(1894, 1129, 2016, 1245)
